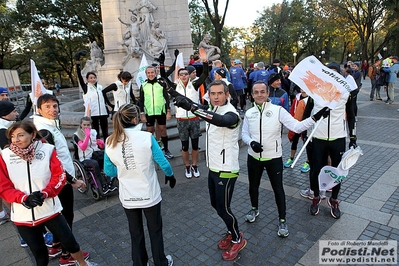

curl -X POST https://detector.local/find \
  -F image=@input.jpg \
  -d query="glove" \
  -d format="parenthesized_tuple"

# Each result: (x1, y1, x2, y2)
(159, 51, 165, 63)
(349, 136, 357, 149)
(74, 50, 87, 61)
(165, 175, 176, 188)
(84, 128, 91, 136)
(312, 107, 330, 121)
(158, 77, 168, 87)
(22, 194, 42, 209)
(31, 191, 45, 206)
(174, 49, 179, 58)
(174, 96, 193, 111)
(96, 139, 104, 149)
(250, 141, 263, 153)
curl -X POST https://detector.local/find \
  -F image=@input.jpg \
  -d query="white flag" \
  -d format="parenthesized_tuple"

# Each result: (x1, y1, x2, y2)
(289, 56, 357, 109)
(173, 53, 184, 82)
(318, 146, 363, 190)
(135, 54, 149, 89)
(30, 59, 47, 106)
(84, 98, 91, 117)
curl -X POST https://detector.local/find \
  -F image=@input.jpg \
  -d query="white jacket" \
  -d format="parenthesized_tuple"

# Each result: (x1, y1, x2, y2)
(1, 141, 63, 224)
(83, 83, 108, 116)
(112, 80, 132, 111)
(33, 115, 75, 177)
(206, 103, 240, 172)
(105, 127, 161, 209)
(174, 81, 199, 118)
(75, 129, 100, 161)
(312, 95, 349, 140)
(0, 118, 13, 130)
(242, 101, 315, 159)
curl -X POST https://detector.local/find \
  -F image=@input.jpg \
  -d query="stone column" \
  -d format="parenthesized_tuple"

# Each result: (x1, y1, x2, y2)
(98, 0, 193, 87)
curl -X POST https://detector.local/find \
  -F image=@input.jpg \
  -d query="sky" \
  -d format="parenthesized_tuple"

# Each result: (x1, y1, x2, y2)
(213, 0, 282, 28)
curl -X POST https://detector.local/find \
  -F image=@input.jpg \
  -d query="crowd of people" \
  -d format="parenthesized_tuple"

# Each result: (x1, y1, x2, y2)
(0, 48, 397, 265)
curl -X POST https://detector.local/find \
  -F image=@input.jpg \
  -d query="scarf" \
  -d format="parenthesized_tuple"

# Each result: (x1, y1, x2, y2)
(9, 142, 35, 162)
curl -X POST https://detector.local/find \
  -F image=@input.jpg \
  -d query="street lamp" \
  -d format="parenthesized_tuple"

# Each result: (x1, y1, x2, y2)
(383, 47, 387, 57)
(293, 52, 297, 66)
(321, 50, 325, 63)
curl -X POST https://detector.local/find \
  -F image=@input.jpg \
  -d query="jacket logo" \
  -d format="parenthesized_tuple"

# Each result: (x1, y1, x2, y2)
(35, 150, 45, 161)
(265, 110, 273, 117)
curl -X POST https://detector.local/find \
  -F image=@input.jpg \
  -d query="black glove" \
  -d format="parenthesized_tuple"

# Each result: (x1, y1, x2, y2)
(31, 191, 45, 206)
(74, 50, 87, 61)
(250, 141, 263, 153)
(22, 194, 42, 209)
(159, 51, 165, 64)
(312, 107, 330, 121)
(165, 175, 176, 188)
(349, 136, 357, 149)
(174, 49, 179, 58)
(174, 96, 193, 111)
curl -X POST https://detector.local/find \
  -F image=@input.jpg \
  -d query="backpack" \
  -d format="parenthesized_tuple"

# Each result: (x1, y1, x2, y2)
(376, 71, 388, 86)
(367, 65, 374, 79)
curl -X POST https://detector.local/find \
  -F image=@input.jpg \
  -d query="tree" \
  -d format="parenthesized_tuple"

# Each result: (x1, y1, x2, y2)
(200, 0, 230, 49)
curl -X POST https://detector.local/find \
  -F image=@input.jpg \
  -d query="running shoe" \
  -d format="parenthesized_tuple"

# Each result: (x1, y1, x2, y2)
(60, 252, 89, 266)
(300, 188, 314, 200)
(166, 254, 173, 266)
(222, 237, 247, 261)
(320, 190, 326, 200)
(301, 162, 310, 173)
(283, 158, 293, 168)
(185, 166, 192, 179)
(328, 197, 341, 219)
(20, 237, 28, 247)
(277, 219, 289, 238)
(191, 165, 200, 178)
(310, 196, 321, 216)
(43, 232, 53, 247)
(164, 150, 174, 159)
(0, 212, 10, 225)
(245, 208, 259, 223)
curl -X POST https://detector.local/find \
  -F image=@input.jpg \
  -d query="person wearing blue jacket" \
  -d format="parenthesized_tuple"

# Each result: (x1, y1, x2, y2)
(230, 59, 247, 112)
(268, 73, 289, 111)
(382, 56, 399, 104)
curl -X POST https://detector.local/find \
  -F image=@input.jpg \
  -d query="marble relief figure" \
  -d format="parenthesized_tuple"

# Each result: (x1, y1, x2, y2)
(119, 0, 167, 65)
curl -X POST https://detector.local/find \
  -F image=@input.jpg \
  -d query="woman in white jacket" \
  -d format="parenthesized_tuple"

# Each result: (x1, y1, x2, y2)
(0, 121, 97, 266)
(104, 103, 175, 266)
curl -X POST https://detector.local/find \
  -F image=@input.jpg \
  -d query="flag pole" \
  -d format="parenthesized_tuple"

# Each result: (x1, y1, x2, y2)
(291, 119, 323, 168)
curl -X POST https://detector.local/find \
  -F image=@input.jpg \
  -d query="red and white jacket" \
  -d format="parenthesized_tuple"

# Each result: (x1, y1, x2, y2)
(0, 141, 66, 226)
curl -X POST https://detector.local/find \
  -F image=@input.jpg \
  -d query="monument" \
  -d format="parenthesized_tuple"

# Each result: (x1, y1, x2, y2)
(98, 0, 193, 88)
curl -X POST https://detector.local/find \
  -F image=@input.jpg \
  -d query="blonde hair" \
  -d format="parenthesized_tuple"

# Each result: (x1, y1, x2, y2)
(106, 104, 140, 148)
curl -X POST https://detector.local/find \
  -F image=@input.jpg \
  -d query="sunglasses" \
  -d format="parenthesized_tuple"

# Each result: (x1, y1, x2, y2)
(179, 72, 189, 76)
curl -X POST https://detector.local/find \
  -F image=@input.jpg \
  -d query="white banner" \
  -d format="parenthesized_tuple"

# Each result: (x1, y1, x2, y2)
(174, 52, 184, 82)
(30, 59, 48, 106)
(135, 54, 149, 89)
(84, 98, 91, 117)
(289, 56, 357, 109)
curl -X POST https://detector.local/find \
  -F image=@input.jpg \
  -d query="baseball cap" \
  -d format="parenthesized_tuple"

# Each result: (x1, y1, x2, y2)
(0, 87, 8, 94)
(392, 56, 399, 61)
(234, 59, 242, 64)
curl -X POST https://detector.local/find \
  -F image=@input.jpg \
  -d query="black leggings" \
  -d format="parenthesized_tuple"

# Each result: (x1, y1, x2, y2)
(208, 170, 240, 242)
(181, 138, 199, 152)
(18, 214, 80, 266)
(52, 184, 74, 254)
(82, 159, 108, 190)
(310, 138, 345, 199)
(91, 115, 108, 140)
(290, 133, 301, 151)
(247, 155, 286, 219)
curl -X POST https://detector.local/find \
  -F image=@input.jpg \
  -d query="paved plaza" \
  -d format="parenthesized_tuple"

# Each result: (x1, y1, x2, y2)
(1, 78, 399, 265)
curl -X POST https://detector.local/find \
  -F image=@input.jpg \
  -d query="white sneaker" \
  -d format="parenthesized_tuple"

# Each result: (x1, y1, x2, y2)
(185, 166, 192, 179)
(191, 165, 200, 178)
(320, 190, 326, 200)
(166, 255, 173, 266)
(300, 188, 314, 199)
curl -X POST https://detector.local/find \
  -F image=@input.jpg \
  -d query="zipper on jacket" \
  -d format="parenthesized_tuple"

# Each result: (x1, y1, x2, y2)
(259, 105, 263, 158)
(26, 161, 35, 221)
(327, 114, 331, 140)
(96, 90, 102, 116)
(152, 85, 155, 115)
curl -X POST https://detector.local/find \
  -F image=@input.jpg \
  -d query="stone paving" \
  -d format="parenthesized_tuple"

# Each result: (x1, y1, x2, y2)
(1, 78, 399, 266)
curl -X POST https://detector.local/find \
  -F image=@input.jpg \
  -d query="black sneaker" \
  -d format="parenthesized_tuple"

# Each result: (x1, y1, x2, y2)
(309, 196, 321, 216)
(164, 150, 174, 159)
(328, 197, 341, 219)
(108, 182, 118, 192)
(102, 185, 110, 194)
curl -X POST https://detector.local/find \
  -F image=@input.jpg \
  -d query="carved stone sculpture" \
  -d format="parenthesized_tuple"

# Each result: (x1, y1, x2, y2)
(81, 41, 104, 77)
(198, 34, 220, 61)
(119, 0, 168, 65)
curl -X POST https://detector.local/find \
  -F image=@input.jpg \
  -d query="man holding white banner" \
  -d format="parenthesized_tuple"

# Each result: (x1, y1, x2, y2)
(290, 60, 357, 219)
